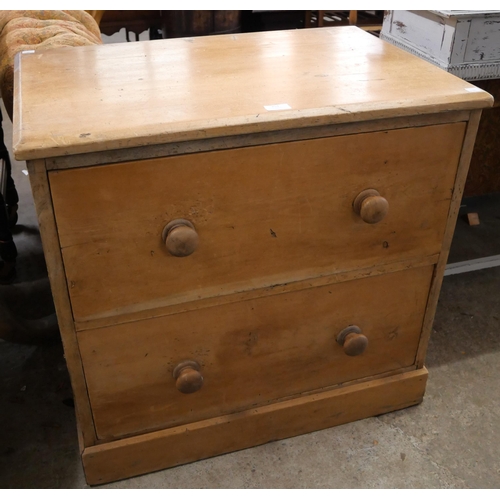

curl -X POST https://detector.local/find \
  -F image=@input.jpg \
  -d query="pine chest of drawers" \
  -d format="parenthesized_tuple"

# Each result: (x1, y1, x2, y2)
(13, 27, 492, 484)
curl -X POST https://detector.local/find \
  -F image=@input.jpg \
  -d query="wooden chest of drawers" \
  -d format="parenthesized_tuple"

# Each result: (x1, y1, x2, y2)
(13, 27, 492, 485)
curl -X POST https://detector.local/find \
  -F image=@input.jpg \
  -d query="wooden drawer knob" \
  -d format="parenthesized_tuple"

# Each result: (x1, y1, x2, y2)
(337, 325, 368, 356)
(162, 219, 199, 257)
(173, 360, 204, 394)
(353, 189, 389, 224)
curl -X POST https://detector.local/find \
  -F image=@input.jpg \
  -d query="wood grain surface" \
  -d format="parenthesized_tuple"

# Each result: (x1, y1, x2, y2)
(49, 123, 464, 322)
(13, 27, 492, 160)
(78, 265, 433, 440)
(26, 159, 97, 447)
(82, 367, 428, 485)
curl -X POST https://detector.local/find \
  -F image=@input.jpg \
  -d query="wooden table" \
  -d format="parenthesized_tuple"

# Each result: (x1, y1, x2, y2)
(13, 27, 492, 485)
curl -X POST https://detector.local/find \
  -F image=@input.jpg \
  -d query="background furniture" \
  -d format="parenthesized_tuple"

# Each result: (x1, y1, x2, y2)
(381, 10, 500, 197)
(381, 10, 500, 80)
(98, 10, 163, 41)
(97, 10, 243, 40)
(95, 10, 384, 39)
(13, 26, 492, 485)
(305, 10, 383, 33)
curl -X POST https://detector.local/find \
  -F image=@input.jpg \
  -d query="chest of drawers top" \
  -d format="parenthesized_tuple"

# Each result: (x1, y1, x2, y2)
(13, 26, 492, 162)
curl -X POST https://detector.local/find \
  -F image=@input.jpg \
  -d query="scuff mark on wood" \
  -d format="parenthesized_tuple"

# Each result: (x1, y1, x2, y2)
(394, 20, 406, 34)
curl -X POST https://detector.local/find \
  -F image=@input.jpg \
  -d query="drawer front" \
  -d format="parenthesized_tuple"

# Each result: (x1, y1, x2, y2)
(79, 265, 434, 440)
(50, 123, 464, 322)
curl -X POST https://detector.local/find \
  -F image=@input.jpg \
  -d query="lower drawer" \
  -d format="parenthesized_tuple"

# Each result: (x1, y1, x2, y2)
(79, 265, 434, 440)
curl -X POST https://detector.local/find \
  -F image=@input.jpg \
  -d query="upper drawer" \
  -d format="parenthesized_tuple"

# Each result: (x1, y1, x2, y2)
(49, 123, 465, 322)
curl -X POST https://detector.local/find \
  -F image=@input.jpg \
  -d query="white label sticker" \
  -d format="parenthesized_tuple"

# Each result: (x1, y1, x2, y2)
(264, 103, 291, 111)
(21, 50, 35, 54)
(465, 87, 482, 93)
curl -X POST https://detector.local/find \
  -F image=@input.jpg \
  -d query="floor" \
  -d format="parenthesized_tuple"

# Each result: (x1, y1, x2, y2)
(1, 30, 500, 489)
